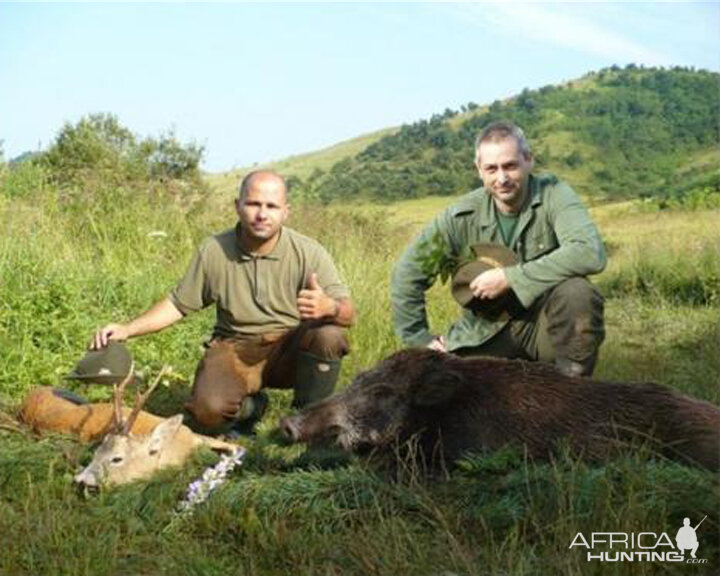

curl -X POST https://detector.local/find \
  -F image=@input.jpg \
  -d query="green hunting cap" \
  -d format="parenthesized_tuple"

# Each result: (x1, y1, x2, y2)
(451, 243, 519, 320)
(65, 341, 133, 385)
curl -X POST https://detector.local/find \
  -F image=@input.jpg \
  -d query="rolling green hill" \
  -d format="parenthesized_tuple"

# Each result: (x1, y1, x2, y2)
(205, 127, 398, 200)
(229, 65, 718, 205)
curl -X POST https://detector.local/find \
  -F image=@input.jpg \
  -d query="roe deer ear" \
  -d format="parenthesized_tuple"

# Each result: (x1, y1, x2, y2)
(411, 370, 464, 407)
(147, 414, 184, 455)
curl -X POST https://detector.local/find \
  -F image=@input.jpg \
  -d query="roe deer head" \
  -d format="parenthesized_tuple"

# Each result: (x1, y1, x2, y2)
(73, 365, 236, 488)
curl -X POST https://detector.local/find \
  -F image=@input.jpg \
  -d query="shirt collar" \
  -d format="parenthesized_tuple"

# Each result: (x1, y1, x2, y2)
(234, 223, 287, 261)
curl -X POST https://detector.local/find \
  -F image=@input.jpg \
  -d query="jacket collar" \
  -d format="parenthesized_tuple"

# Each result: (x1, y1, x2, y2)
(451, 174, 546, 246)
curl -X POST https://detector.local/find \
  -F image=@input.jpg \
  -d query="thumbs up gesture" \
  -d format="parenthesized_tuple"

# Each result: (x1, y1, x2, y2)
(307, 272, 321, 291)
(298, 272, 338, 320)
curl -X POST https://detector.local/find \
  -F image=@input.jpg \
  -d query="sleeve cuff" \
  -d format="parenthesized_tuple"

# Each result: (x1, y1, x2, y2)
(403, 332, 436, 348)
(167, 292, 192, 316)
(504, 265, 537, 309)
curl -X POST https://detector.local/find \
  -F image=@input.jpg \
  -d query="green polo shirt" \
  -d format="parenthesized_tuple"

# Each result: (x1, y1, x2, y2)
(391, 173, 606, 351)
(170, 225, 350, 338)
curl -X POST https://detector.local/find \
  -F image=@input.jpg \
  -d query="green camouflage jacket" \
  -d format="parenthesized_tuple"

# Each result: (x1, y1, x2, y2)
(390, 173, 606, 351)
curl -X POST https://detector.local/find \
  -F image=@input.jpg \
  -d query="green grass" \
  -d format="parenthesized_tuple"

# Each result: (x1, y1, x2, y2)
(1, 165, 718, 575)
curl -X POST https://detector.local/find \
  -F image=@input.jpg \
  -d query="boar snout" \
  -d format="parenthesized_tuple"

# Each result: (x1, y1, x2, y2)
(281, 417, 302, 443)
(280, 399, 351, 447)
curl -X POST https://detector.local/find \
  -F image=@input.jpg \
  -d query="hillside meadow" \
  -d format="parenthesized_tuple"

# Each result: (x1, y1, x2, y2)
(0, 156, 718, 575)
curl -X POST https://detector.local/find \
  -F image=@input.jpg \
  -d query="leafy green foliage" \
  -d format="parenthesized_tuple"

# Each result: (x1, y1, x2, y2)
(415, 230, 473, 284)
(141, 131, 205, 181)
(645, 182, 720, 211)
(41, 113, 143, 186)
(37, 113, 206, 197)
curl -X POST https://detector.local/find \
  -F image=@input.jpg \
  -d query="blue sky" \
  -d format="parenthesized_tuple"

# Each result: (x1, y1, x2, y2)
(1, 2, 718, 173)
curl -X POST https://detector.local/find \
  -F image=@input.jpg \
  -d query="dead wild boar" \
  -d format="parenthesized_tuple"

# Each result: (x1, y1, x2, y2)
(281, 349, 720, 471)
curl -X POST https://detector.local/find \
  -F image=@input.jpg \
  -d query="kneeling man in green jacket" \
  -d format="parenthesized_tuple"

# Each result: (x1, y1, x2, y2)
(391, 121, 606, 377)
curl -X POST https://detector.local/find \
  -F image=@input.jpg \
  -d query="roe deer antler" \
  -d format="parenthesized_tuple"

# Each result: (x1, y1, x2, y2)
(121, 365, 170, 435)
(112, 361, 136, 433)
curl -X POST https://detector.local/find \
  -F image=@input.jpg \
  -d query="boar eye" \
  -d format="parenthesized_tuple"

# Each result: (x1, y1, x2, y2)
(370, 385, 394, 400)
(111, 456, 124, 464)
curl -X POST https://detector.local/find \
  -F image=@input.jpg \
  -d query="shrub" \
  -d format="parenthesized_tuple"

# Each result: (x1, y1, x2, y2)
(38, 113, 206, 195)
(140, 131, 204, 181)
(41, 113, 143, 187)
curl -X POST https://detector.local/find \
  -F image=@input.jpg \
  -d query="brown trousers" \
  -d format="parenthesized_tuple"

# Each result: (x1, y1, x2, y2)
(185, 322, 349, 430)
(456, 277, 605, 376)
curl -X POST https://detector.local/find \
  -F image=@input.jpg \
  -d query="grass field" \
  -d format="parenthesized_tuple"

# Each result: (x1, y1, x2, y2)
(0, 164, 718, 575)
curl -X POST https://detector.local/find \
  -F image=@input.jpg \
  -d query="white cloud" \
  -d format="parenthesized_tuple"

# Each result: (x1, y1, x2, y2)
(454, 2, 672, 66)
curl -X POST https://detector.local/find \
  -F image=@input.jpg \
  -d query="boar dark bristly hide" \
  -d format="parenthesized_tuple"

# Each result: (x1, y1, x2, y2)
(281, 349, 720, 471)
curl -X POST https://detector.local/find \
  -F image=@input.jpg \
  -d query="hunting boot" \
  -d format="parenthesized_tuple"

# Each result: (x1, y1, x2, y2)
(292, 351, 341, 408)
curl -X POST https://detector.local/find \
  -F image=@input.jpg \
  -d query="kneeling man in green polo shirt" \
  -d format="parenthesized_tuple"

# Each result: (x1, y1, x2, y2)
(391, 121, 606, 377)
(92, 170, 355, 432)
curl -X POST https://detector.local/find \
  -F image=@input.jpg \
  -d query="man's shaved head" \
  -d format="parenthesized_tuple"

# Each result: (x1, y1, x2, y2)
(235, 169, 290, 251)
(239, 170, 287, 202)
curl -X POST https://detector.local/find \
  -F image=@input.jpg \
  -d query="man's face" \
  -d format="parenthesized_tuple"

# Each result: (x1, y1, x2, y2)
(476, 137, 533, 213)
(235, 176, 289, 243)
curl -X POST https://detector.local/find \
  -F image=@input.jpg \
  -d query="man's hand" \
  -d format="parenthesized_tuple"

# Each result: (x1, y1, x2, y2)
(469, 268, 509, 300)
(427, 335, 447, 353)
(89, 298, 184, 350)
(91, 323, 131, 350)
(297, 273, 338, 320)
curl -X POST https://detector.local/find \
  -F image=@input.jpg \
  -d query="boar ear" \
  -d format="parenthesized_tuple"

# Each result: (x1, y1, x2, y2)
(147, 414, 184, 455)
(411, 370, 464, 407)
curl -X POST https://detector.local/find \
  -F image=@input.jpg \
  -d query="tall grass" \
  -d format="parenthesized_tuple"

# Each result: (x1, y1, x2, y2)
(1, 166, 718, 575)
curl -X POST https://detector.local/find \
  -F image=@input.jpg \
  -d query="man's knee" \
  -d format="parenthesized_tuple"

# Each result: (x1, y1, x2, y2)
(546, 278, 605, 336)
(541, 277, 605, 376)
(185, 341, 249, 431)
(300, 324, 350, 360)
(185, 393, 230, 430)
(547, 277, 604, 316)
